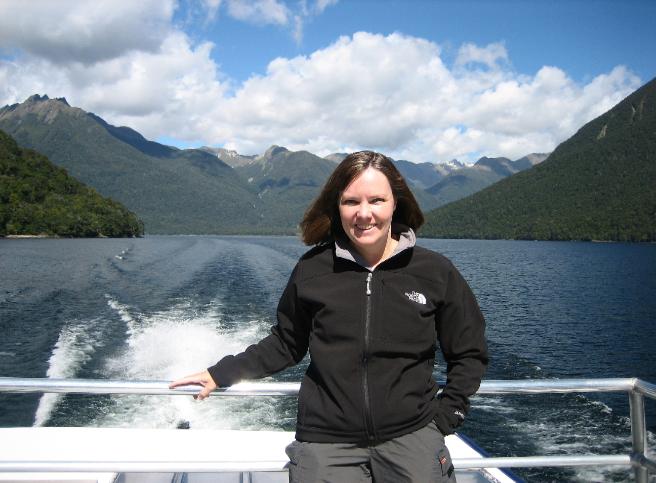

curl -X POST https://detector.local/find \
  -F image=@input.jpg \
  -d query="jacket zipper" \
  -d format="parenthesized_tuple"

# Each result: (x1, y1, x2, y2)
(363, 271, 375, 443)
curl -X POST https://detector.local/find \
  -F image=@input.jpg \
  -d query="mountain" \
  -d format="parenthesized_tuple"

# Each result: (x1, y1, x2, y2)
(322, 155, 464, 211)
(425, 155, 547, 208)
(1, 94, 561, 237)
(394, 159, 460, 190)
(421, 78, 656, 241)
(324, 155, 465, 190)
(200, 146, 256, 168)
(0, 129, 143, 237)
(512, 153, 549, 171)
(234, 145, 337, 229)
(436, 159, 467, 177)
(324, 153, 348, 163)
(0, 95, 261, 234)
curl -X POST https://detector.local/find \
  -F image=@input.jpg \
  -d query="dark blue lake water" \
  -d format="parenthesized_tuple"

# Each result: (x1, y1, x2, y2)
(1, 236, 655, 482)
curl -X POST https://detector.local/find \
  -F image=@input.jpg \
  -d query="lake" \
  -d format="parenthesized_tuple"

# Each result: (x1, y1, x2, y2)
(1, 236, 655, 481)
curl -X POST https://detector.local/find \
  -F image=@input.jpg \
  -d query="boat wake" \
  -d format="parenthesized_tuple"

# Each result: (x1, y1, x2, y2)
(471, 388, 656, 482)
(33, 293, 291, 430)
(33, 320, 101, 426)
(98, 295, 287, 430)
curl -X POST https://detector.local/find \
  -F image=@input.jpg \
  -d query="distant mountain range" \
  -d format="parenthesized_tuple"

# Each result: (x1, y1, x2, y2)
(425, 155, 548, 207)
(422, 77, 656, 241)
(6, 84, 650, 242)
(0, 94, 547, 235)
(311, 152, 547, 211)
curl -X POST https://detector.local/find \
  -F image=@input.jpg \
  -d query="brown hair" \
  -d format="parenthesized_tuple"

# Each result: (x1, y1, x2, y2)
(300, 151, 424, 245)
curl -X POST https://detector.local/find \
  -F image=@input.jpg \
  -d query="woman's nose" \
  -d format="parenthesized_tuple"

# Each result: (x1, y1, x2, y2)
(357, 203, 371, 218)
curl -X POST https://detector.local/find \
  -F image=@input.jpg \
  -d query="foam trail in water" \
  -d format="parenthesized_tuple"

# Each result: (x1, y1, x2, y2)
(477, 388, 656, 482)
(106, 296, 137, 331)
(33, 322, 97, 426)
(97, 297, 280, 430)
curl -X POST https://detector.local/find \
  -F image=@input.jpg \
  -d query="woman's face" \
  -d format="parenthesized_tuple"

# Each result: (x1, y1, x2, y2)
(339, 167, 396, 257)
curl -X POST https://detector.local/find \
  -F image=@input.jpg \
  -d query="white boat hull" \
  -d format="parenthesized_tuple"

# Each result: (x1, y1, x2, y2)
(0, 427, 514, 482)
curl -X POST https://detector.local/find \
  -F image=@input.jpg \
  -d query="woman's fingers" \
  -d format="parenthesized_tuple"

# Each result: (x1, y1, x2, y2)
(169, 373, 203, 388)
(195, 383, 215, 401)
(168, 376, 193, 389)
(169, 370, 217, 400)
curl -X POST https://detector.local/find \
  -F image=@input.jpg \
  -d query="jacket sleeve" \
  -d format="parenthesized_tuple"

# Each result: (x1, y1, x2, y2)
(207, 263, 311, 387)
(433, 263, 488, 435)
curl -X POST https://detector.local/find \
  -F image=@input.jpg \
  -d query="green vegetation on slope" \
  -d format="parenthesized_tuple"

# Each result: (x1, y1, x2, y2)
(235, 147, 338, 232)
(0, 129, 143, 237)
(0, 96, 262, 234)
(422, 78, 656, 242)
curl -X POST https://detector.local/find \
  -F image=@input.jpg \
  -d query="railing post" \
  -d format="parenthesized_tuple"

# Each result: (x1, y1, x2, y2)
(629, 389, 648, 483)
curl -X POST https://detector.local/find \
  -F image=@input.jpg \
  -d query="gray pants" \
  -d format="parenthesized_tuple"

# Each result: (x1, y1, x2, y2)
(285, 422, 456, 483)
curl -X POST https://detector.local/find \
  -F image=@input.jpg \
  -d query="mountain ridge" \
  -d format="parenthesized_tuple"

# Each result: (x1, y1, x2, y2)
(421, 77, 656, 241)
(0, 95, 262, 234)
(1, 94, 560, 236)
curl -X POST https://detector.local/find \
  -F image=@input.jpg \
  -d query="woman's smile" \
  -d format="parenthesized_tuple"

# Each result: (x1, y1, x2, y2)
(339, 167, 396, 265)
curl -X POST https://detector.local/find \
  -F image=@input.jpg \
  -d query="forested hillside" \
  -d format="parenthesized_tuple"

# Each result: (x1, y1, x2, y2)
(422, 78, 656, 242)
(0, 130, 143, 237)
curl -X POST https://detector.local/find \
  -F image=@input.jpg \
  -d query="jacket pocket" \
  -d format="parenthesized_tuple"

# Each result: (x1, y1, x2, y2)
(376, 279, 436, 350)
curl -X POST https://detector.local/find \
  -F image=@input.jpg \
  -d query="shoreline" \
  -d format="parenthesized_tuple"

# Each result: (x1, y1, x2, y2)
(2, 233, 654, 243)
(4, 234, 52, 239)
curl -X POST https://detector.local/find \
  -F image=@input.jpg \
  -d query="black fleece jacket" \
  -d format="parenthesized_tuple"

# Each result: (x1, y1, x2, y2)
(208, 238, 488, 444)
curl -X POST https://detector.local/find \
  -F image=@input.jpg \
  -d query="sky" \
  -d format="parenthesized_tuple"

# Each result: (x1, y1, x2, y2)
(0, 0, 654, 164)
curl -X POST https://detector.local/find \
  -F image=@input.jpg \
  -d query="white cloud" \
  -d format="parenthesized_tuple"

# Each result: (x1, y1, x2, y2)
(293, 15, 304, 45)
(0, 0, 175, 64)
(0, 30, 229, 142)
(455, 42, 509, 70)
(0, 6, 642, 165)
(225, 0, 290, 25)
(314, 0, 338, 14)
(202, 0, 223, 22)
(201, 33, 639, 162)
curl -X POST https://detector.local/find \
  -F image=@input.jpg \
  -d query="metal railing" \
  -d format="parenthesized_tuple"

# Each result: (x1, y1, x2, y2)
(0, 377, 654, 482)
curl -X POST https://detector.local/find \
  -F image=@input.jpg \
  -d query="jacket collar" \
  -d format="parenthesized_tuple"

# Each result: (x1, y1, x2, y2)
(334, 224, 416, 271)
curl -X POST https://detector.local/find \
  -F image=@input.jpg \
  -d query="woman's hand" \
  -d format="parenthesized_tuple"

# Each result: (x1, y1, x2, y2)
(169, 370, 217, 400)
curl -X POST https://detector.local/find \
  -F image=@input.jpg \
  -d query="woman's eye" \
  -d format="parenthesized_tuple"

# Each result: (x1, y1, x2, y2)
(342, 199, 358, 206)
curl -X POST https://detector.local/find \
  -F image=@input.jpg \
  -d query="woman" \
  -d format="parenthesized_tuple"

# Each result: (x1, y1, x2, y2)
(170, 151, 488, 482)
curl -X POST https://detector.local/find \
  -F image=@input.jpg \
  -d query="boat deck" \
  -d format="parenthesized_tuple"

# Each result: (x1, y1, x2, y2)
(0, 427, 512, 483)
(2, 377, 654, 482)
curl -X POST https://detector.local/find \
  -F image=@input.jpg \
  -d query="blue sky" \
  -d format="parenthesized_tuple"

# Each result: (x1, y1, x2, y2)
(186, 0, 656, 84)
(1, 0, 654, 163)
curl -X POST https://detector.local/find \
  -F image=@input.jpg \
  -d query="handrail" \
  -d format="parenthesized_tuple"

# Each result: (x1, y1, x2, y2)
(635, 378, 656, 399)
(0, 377, 301, 396)
(0, 377, 653, 482)
(0, 455, 635, 472)
(0, 376, 644, 396)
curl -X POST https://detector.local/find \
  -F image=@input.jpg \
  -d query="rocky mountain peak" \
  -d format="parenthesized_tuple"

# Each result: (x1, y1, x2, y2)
(434, 158, 465, 177)
(24, 94, 69, 106)
(258, 145, 289, 161)
(0, 94, 78, 124)
(0, 94, 82, 125)
(198, 146, 256, 167)
(26, 94, 49, 103)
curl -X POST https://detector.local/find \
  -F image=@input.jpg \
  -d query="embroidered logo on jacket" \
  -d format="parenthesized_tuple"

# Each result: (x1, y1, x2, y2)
(404, 291, 426, 305)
